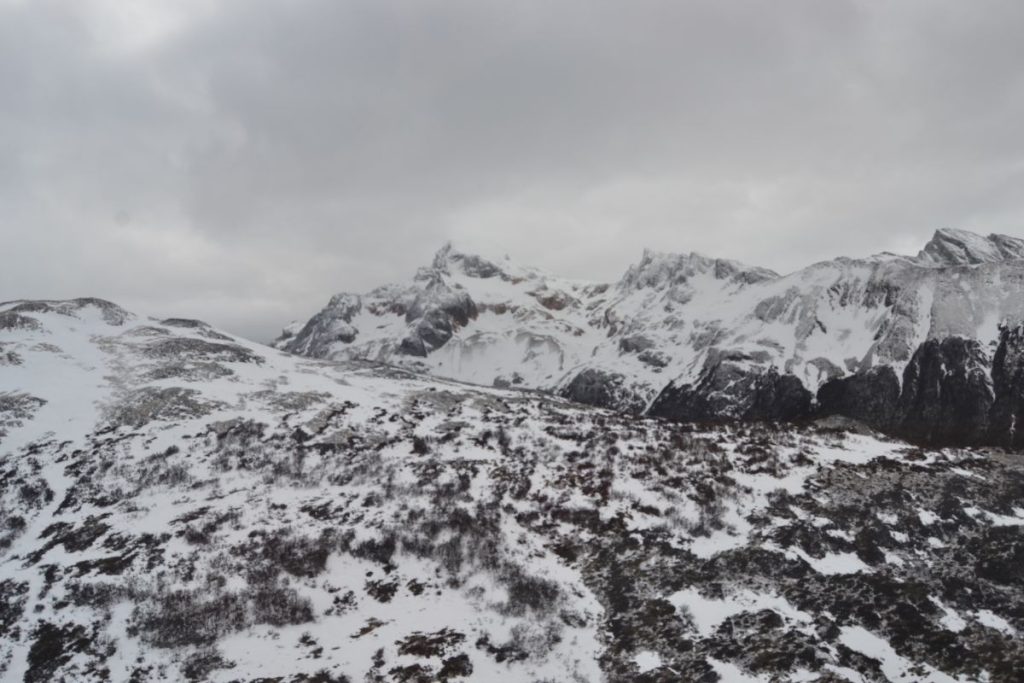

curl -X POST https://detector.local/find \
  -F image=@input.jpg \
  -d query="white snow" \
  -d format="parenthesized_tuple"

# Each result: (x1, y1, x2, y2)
(669, 588, 812, 637)
(974, 610, 1017, 635)
(764, 543, 871, 575)
(633, 650, 662, 673)
(707, 657, 768, 682)
(930, 597, 968, 633)
(839, 626, 960, 683)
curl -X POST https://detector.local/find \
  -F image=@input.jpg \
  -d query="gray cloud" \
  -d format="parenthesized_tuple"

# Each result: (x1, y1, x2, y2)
(2, 0, 1023, 340)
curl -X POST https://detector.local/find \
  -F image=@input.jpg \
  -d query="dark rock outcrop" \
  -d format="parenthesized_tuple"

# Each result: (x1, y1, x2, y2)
(4, 298, 129, 325)
(645, 329, 1024, 449)
(560, 369, 647, 415)
(745, 370, 815, 422)
(818, 330, 1024, 448)
(648, 355, 812, 423)
(895, 337, 994, 446)
(281, 294, 362, 358)
(817, 366, 901, 430)
(1, 298, 130, 330)
(618, 335, 655, 354)
(399, 286, 478, 357)
(530, 288, 574, 311)
(0, 312, 43, 332)
(990, 324, 1024, 449)
(637, 349, 669, 368)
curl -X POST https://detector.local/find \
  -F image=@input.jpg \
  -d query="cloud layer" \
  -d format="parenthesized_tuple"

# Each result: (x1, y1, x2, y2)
(3, 0, 1023, 339)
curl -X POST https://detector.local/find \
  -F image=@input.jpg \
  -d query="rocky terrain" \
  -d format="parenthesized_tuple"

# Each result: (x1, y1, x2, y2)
(2, 297, 1023, 682)
(277, 229, 1024, 448)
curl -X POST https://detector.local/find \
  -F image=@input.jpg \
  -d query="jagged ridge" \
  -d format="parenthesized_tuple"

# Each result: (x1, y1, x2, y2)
(278, 229, 1024, 448)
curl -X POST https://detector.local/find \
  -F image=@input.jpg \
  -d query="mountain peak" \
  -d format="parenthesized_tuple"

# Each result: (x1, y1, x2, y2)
(915, 228, 1024, 267)
(426, 242, 551, 285)
(619, 249, 777, 291)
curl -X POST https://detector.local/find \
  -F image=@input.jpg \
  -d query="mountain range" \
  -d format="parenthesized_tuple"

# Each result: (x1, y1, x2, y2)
(276, 228, 1024, 449)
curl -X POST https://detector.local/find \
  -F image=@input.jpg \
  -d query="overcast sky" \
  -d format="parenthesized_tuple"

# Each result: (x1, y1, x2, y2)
(2, 0, 1023, 340)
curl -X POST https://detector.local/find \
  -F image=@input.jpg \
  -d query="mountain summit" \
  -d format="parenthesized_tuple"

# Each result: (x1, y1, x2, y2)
(915, 228, 1024, 267)
(277, 229, 1024, 448)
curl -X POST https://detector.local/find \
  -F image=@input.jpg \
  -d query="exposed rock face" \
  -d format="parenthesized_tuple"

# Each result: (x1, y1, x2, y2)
(559, 368, 648, 415)
(399, 281, 478, 357)
(915, 227, 1024, 267)
(646, 326, 1024, 448)
(432, 242, 505, 279)
(280, 293, 363, 357)
(896, 337, 994, 446)
(746, 370, 815, 421)
(649, 355, 812, 423)
(529, 287, 574, 311)
(618, 334, 655, 354)
(0, 298, 130, 330)
(0, 312, 42, 332)
(817, 365, 901, 430)
(816, 328, 1024, 447)
(0, 392, 47, 438)
(6, 297, 131, 325)
(991, 325, 1024, 449)
(617, 248, 779, 292)
(637, 349, 669, 368)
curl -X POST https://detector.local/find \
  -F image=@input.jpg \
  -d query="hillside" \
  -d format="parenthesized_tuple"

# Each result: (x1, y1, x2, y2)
(2, 298, 1023, 681)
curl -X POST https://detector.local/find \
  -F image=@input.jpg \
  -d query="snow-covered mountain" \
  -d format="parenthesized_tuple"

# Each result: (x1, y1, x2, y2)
(275, 242, 781, 414)
(3, 297, 1024, 681)
(276, 228, 1024, 448)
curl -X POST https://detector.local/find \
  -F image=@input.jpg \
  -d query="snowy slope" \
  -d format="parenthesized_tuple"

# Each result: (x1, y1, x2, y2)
(278, 230, 1024, 446)
(275, 243, 783, 405)
(3, 298, 1024, 681)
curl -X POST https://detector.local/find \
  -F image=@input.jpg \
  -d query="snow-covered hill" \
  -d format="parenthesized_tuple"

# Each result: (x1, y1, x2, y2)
(3, 298, 1024, 681)
(277, 229, 1024, 447)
